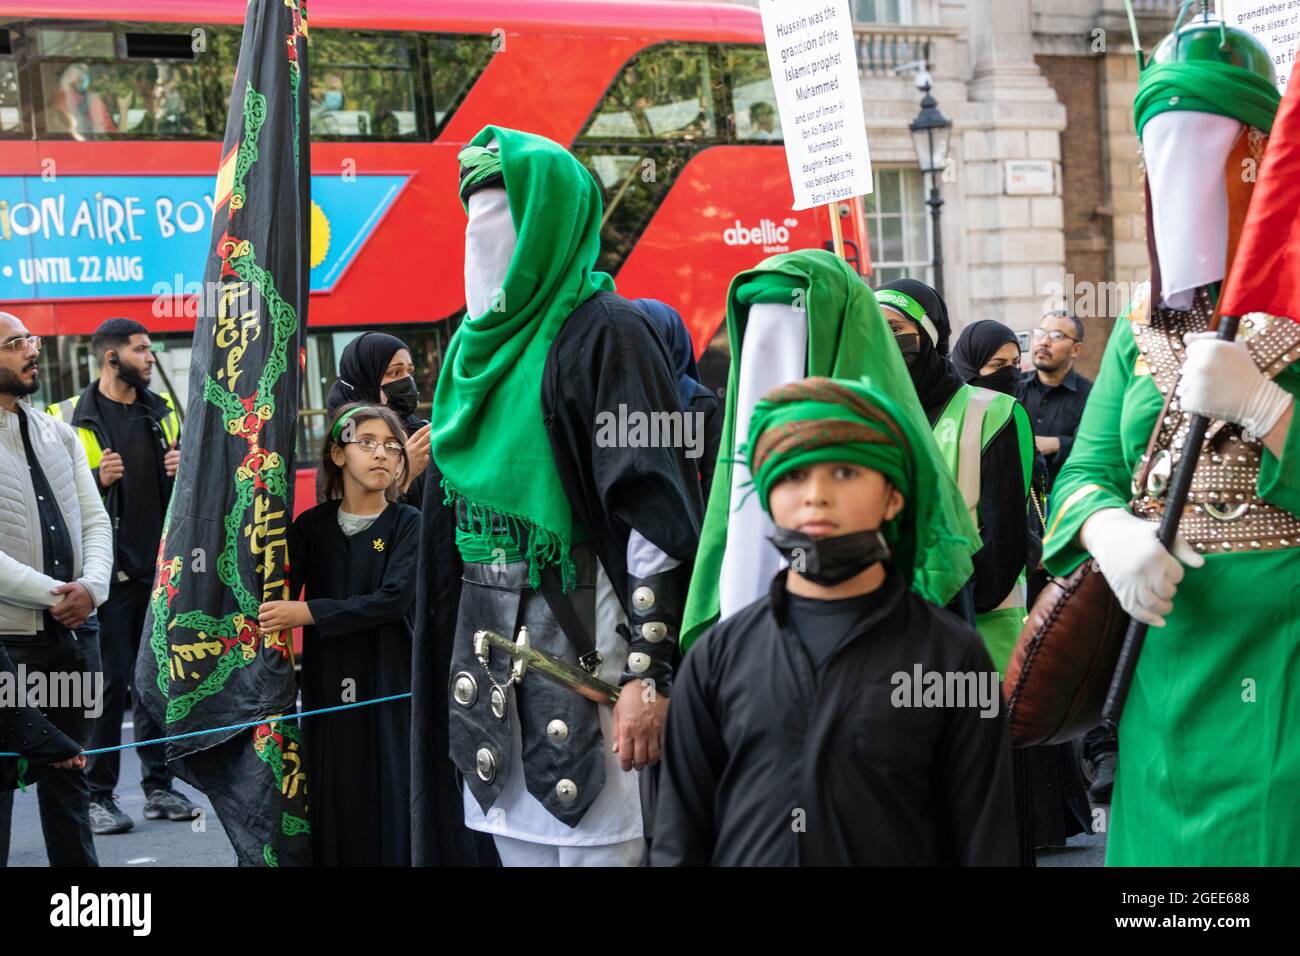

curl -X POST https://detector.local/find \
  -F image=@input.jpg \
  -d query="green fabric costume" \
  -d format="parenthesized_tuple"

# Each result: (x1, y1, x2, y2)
(930, 385, 1034, 673)
(680, 249, 979, 651)
(1043, 307, 1300, 865)
(430, 126, 614, 589)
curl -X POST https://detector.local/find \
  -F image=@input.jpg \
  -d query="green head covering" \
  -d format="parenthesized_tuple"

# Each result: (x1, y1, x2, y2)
(680, 249, 979, 650)
(430, 126, 614, 589)
(747, 377, 910, 509)
(744, 376, 966, 598)
(1133, 16, 1279, 138)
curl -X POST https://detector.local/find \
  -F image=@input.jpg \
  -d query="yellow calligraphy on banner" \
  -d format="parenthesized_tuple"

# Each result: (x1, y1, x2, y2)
(214, 281, 262, 391)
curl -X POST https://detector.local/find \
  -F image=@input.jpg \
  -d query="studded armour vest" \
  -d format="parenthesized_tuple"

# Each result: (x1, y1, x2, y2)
(1128, 282, 1300, 555)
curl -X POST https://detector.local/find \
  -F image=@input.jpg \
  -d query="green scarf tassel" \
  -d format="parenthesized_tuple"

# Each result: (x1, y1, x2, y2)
(443, 477, 577, 592)
(15, 757, 28, 793)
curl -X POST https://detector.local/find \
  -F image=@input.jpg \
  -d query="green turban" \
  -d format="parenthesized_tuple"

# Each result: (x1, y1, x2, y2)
(1133, 21, 1280, 138)
(745, 376, 955, 591)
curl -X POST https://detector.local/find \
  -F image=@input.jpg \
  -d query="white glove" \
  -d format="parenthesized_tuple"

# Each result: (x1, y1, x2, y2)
(1080, 508, 1205, 628)
(1178, 333, 1293, 440)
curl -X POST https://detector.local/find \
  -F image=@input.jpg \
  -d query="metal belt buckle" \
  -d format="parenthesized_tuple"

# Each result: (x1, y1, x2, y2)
(578, 651, 603, 676)
(1204, 500, 1250, 521)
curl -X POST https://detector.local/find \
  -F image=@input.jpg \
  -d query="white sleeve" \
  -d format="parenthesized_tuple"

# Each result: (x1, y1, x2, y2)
(0, 546, 63, 610)
(72, 437, 113, 607)
(627, 528, 681, 578)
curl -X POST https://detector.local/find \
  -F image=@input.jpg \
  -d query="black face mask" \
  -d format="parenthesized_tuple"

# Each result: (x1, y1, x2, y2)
(382, 375, 419, 418)
(893, 332, 921, 368)
(971, 366, 1019, 396)
(768, 526, 892, 586)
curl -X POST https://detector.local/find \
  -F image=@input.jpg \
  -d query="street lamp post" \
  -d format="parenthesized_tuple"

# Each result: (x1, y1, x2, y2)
(908, 78, 952, 301)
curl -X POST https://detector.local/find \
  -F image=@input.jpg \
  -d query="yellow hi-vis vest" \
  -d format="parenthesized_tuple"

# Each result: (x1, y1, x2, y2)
(47, 392, 180, 470)
(932, 384, 1033, 674)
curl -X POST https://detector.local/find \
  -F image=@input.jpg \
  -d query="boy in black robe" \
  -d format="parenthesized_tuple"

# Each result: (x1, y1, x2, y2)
(651, 377, 1018, 866)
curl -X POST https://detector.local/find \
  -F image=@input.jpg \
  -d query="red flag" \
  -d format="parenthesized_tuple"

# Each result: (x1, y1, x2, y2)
(1221, 72, 1300, 320)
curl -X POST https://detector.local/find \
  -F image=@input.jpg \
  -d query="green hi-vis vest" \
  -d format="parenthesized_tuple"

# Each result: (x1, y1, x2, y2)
(47, 392, 180, 470)
(932, 384, 1033, 673)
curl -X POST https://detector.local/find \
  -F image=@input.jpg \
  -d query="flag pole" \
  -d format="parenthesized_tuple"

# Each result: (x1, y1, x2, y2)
(828, 201, 846, 260)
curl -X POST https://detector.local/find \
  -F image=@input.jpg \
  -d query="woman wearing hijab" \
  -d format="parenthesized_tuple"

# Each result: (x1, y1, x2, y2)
(324, 331, 432, 508)
(632, 299, 722, 501)
(951, 320, 1023, 396)
(875, 282, 1031, 670)
(952, 319, 1092, 853)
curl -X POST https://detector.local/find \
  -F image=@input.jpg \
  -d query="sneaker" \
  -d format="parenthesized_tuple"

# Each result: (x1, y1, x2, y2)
(1087, 751, 1116, 805)
(88, 797, 134, 835)
(143, 787, 199, 822)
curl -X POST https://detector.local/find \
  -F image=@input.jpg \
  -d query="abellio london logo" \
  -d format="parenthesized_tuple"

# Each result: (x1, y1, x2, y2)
(722, 217, 798, 250)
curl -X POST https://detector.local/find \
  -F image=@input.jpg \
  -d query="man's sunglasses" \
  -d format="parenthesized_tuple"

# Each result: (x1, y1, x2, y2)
(0, 334, 41, 352)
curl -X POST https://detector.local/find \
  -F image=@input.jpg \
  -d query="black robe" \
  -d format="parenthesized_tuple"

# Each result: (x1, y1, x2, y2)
(411, 461, 500, 867)
(542, 290, 704, 608)
(0, 641, 80, 792)
(289, 499, 419, 866)
(651, 569, 1019, 866)
(411, 291, 704, 862)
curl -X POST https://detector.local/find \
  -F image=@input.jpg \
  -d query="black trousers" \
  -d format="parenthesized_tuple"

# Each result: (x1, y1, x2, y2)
(86, 579, 170, 800)
(0, 619, 101, 867)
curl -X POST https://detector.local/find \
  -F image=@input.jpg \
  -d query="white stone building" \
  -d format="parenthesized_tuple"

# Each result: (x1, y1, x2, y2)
(732, 0, 1187, 373)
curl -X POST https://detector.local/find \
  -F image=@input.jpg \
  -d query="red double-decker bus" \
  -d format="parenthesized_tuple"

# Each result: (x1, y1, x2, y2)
(0, 0, 870, 476)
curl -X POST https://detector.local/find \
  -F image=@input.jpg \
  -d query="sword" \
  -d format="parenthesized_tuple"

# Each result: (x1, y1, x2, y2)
(473, 628, 621, 706)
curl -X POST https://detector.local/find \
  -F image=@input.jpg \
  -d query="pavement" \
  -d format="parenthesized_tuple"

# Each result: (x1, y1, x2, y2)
(6, 719, 236, 867)
(7, 718, 1108, 867)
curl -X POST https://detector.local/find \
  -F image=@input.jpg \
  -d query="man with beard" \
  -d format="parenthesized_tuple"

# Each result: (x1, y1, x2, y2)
(47, 318, 197, 834)
(1015, 310, 1093, 489)
(1013, 310, 1112, 806)
(0, 311, 112, 865)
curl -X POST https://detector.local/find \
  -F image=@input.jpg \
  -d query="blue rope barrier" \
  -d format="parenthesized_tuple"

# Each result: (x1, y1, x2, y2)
(0, 691, 412, 759)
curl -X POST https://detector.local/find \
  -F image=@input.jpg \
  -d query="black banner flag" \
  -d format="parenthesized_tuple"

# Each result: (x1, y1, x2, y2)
(135, 0, 311, 866)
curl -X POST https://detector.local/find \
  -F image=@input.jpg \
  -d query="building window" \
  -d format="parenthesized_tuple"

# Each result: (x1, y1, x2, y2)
(865, 167, 932, 286)
(851, 0, 911, 24)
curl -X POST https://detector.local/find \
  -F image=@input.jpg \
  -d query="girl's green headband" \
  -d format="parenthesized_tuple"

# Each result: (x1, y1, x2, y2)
(331, 405, 366, 442)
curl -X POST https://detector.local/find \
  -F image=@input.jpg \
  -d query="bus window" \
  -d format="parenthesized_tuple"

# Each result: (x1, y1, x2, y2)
(33, 27, 211, 139)
(427, 34, 495, 132)
(725, 46, 782, 143)
(573, 143, 695, 275)
(308, 31, 426, 140)
(0, 32, 21, 137)
(581, 43, 721, 143)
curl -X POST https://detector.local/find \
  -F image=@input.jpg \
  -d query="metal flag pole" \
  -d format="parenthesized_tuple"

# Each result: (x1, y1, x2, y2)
(1103, 314, 1241, 721)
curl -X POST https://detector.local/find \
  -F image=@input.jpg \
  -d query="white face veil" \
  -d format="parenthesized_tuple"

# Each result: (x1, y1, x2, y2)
(717, 300, 808, 619)
(1142, 110, 1242, 310)
(463, 185, 517, 319)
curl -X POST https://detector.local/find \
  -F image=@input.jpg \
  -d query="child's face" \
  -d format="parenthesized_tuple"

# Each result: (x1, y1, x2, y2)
(332, 418, 403, 493)
(767, 461, 904, 538)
